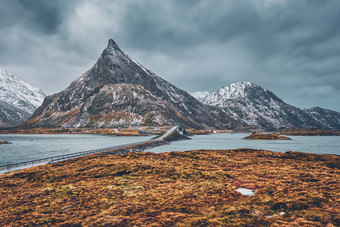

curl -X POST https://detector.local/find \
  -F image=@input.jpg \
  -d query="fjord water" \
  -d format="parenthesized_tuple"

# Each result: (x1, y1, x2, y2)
(146, 133, 340, 155)
(0, 133, 339, 166)
(0, 134, 152, 166)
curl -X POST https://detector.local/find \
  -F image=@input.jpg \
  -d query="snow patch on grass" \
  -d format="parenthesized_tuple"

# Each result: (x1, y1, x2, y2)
(236, 187, 255, 196)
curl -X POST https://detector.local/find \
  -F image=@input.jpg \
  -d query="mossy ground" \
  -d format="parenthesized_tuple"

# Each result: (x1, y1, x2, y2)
(0, 149, 339, 226)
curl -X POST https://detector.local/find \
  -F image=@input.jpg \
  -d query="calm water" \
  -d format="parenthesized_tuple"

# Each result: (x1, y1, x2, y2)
(0, 134, 152, 166)
(146, 133, 340, 155)
(0, 133, 339, 166)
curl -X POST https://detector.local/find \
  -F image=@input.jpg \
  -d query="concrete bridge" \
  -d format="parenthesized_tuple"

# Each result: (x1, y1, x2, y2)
(0, 126, 184, 174)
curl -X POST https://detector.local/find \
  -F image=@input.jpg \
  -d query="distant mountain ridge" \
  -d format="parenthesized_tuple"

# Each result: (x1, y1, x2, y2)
(304, 107, 340, 130)
(24, 39, 224, 129)
(191, 82, 340, 131)
(0, 69, 45, 128)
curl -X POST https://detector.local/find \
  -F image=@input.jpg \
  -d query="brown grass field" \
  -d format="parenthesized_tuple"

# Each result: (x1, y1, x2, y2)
(0, 149, 339, 226)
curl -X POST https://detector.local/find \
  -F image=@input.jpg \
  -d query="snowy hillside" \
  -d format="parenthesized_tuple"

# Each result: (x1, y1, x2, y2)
(0, 69, 45, 113)
(190, 91, 210, 102)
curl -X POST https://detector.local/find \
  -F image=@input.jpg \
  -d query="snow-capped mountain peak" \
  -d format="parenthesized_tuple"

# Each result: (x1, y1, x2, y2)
(191, 82, 262, 103)
(200, 82, 270, 107)
(0, 68, 46, 113)
(217, 82, 261, 99)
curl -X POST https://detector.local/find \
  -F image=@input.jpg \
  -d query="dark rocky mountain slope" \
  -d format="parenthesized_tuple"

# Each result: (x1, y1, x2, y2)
(304, 107, 340, 130)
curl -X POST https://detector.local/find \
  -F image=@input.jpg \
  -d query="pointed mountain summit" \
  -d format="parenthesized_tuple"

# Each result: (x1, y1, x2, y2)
(193, 82, 330, 130)
(25, 39, 223, 129)
(107, 38, 121, 50)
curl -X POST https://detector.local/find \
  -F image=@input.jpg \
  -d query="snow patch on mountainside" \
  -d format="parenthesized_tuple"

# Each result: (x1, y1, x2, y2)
(0, 69, 46, 113)
(190, 91, 210, 102)
(203, 82, 265, 107)
(218, 81, 255, 99)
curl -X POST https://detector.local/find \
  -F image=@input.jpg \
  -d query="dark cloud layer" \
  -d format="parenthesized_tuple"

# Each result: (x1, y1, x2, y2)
(0, 0, 339, 111)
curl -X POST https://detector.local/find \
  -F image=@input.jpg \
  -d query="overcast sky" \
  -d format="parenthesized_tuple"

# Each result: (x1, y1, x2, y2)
(0, 0, 339, 111)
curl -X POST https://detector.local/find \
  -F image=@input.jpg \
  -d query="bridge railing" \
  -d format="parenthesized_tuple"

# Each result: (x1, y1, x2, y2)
(0, 158, 50, 171)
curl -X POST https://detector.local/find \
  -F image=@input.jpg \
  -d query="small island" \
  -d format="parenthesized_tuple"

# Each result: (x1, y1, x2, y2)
(243, 133, 292, 140)
(0, 141, 11, 144)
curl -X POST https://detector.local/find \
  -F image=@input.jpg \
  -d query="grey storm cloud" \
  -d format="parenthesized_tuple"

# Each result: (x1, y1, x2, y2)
(0, 0, 339, 111)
